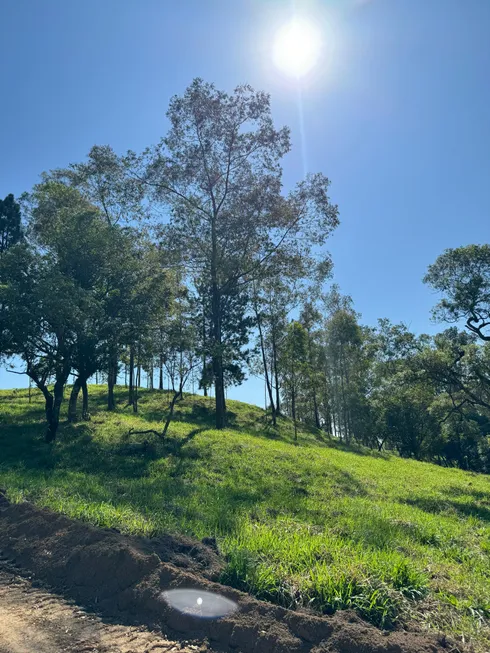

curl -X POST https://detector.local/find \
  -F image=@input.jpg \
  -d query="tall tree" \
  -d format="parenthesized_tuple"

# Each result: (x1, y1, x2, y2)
(139, 79, 339, 428)
(300, 301, 324, 429)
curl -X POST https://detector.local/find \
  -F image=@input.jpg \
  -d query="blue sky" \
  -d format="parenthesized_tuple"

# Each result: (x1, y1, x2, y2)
(1, 0, 489, 406)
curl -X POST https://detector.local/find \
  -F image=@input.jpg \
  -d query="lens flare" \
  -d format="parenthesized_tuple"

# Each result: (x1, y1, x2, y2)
(162, 589, 237, 619)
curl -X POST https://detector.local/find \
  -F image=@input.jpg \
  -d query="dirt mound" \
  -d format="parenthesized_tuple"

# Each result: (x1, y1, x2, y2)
(128, 532, 223, 581)
(0, 562, 205, 652)
(0, 494, 463, 653)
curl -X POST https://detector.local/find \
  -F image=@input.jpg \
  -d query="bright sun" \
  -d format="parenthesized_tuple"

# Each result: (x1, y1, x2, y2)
(273, 18, 322, 78)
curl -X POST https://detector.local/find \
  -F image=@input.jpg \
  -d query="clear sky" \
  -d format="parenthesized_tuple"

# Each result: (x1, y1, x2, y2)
(1, 0, 489, 406)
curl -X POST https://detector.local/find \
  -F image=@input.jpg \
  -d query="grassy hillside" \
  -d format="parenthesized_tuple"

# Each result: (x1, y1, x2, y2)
(1, 386, 489, 650)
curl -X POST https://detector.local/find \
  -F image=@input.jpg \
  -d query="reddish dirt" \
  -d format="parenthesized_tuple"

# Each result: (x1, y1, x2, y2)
(0, 493, 464, 653)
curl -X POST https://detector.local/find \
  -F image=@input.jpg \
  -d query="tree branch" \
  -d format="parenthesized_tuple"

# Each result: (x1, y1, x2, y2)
(127, 428, 162, 439)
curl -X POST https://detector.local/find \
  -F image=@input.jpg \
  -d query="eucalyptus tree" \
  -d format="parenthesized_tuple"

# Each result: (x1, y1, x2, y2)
(251, 250, 331, 424)
(299, 301, 324, 428)
(138, 78, 339, 428)
(49, 144, 147, 227)
(280, 320, 308, 440)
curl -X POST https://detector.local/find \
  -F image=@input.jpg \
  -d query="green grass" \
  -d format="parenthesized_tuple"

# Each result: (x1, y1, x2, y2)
(1, 386, 490, 649)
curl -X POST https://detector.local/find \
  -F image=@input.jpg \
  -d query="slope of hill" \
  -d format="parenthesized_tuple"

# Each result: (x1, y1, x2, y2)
(1, 386, 489, 650)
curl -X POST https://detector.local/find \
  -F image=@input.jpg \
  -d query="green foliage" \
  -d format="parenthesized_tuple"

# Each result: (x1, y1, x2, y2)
(272, 294, 490, 472)
(389, 559, 428, 600)
(48, 144, 147, 227)
(0, 194, 23, 254)
(424, 244, 490, 342)
(306, 571, 400, 629)
(0, 180, 170, 434)
(138, 78, 339, 428)
(1, 387, 489, 649)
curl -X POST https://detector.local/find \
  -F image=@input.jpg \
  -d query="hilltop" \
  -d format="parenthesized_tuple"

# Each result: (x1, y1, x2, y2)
(1, 386, 489, 650)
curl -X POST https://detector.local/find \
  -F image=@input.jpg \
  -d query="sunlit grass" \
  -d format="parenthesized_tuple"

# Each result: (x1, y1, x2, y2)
(1, 385, 489, 649)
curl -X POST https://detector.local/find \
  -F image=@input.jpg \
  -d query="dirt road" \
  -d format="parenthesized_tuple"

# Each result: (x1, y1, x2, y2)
(0, 563, 204, 653)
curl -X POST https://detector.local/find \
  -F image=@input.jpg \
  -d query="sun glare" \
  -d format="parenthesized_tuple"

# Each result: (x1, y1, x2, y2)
(273, 18, 322, 78)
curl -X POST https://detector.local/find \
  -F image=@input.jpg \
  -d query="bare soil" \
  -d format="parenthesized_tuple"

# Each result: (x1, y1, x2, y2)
(0, 492, 464, 653)
(0, 563, 204, 653)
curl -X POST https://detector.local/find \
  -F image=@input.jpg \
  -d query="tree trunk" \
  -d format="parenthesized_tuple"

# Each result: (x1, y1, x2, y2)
(45, 376, 66, 443)
(68, 377, 82, 423)
(159, 356, 164, 390)
(81, 380, 90, 420)
(331, 404, 337, 438)
(211, 280, 225, 428)
(253, 296, 276, 425)
(129, 345, 135, 405)
(291, 380, 297, 441)
(133, 345, 139, 414)
(210, 203, 226, 429)
(339, 349, 347, 442)
(272, 328, 281, 415)
(313, 391, 321, 429)
(108, 352, 117, 411)
(201, 294, 209, 398)
(343, 354, 353, 443)
(323, 381, 332, 435)
(162, 389, 183, 438)
(28, 361, 68, 443)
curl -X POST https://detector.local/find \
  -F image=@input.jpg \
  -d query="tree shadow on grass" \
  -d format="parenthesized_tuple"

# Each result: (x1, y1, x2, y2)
(324, 439, 392, 460)
(444, 484, 490, 503)
(0, 389, 404, 546)
(0, 393, 256, 538)
(0, 420, 195, 530)
(0, 418, 169, 484)
(344, 510, 444, 550)
(110, 389, 395, 464)
(0, 405, 43, 426)
(403, 495, 490, 524)
(326, 467, 369, 498)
